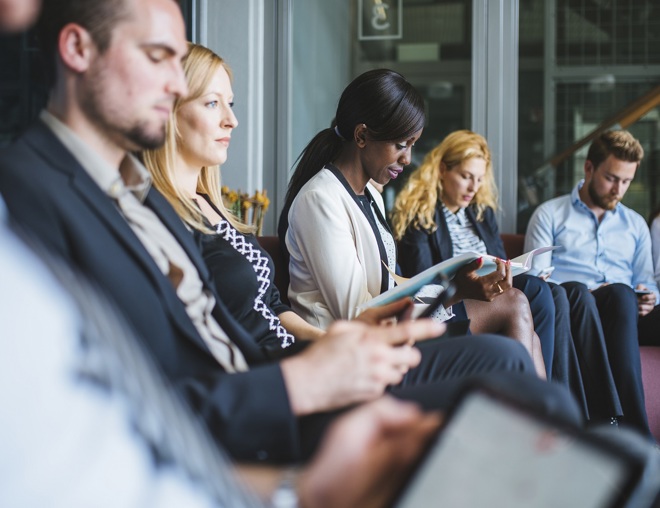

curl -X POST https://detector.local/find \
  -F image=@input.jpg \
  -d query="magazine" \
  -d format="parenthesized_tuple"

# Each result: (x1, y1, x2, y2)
(361, 246, 557, 309)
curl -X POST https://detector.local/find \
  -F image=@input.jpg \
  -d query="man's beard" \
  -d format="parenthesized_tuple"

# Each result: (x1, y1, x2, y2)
(79, 70, 168, 152)
(588, 180, 619, 210)
(125, 121, 167, 150)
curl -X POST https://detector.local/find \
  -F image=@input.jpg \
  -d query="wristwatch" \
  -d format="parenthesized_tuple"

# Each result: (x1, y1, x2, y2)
(270, 470, 299, 508)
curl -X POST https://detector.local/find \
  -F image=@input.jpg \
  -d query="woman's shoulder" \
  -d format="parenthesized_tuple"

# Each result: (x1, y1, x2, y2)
(467, 203, 497, 222)
(304, 166, 343, 189)
(294, 167, 350, 205)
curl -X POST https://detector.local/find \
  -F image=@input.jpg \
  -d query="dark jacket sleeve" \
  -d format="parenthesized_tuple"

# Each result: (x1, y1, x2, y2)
(397, 224, 437, 278)
(479, 207, 507, 259)
(0, 136, 303, 464)
(179, 362, 300, 463)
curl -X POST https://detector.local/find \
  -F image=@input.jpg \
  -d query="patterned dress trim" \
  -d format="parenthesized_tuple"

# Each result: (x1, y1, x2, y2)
(215, 219, 294, 349)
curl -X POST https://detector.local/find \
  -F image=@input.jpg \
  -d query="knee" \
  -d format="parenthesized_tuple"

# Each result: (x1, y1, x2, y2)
(514, 274, 550, 301)
(596, 283, 637, 312)
(561, 280, 589, 294)
(561, 281, 594, 307)
(604, 282, 636, 300)
(508, 288, 534, 323)
(516, 276, 553, 313)
(550, 284, 570, 313)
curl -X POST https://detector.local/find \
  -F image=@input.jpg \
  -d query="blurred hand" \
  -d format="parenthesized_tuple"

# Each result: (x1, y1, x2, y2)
(280, 318, 445, 415)
(636, 284, 656, 317)
(355, 297, 415, 325)
(298, 396, 442, 508)
(451, 257, 512, 303)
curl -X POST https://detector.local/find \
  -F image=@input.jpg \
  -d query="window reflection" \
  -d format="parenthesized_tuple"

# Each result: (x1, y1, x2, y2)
(518, 0, 660, 231)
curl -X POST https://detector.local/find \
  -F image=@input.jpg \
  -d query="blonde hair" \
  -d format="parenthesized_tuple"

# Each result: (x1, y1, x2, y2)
(143, 42, 254, 235)
(391, 130, 498, 240)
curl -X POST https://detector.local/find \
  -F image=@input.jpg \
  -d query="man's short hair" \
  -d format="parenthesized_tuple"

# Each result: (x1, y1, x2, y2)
(586, 130, 644, 169)
(36, 0, 130, 88)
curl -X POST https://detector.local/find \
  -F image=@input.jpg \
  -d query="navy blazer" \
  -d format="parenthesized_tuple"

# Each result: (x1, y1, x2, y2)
(0, 120, 300, 462)
(398, 202, 506, 277)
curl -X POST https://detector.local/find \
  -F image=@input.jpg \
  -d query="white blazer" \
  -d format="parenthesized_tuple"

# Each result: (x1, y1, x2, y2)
(285, 167, 386, 329)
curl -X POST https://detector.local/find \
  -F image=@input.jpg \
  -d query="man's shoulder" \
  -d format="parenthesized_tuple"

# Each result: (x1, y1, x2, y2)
(0, 121, 66, 175)
(616, 201, 647, 225)
(0, 130, 81, 207)
(528, 194, 571, 224)
(537, 193, 571, 211)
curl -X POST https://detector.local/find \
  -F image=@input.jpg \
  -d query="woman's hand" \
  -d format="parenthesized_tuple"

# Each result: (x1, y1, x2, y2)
(449, 257, 512, 303)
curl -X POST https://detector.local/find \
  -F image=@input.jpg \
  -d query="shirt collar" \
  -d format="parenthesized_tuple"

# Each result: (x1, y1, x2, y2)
(571, 179, 620, 217)
(40, 110, 152, 203)
(442, 203, 467, 225)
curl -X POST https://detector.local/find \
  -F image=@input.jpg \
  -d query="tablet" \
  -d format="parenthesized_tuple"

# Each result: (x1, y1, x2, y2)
(394, 386, 643, 508)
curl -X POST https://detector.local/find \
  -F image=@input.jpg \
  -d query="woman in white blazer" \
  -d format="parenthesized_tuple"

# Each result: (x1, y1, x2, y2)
(278, 69, 545, 377)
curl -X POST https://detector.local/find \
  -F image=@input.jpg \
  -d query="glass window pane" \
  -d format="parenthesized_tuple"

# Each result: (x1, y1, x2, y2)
(290, 0, 472, 211)
(518, 0, 660, 232)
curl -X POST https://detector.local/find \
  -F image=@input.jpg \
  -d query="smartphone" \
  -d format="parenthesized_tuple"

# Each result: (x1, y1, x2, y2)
(634, 288, 653, 295)
(393, 385, 643, 508)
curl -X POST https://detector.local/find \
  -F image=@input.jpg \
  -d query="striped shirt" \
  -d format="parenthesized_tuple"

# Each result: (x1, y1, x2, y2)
(443, 204, 488, 255)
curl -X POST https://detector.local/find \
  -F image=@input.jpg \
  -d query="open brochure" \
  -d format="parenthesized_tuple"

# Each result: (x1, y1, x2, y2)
(360, 246, 557, 310)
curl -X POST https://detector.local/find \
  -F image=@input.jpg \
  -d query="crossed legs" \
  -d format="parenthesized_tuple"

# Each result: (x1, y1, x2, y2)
(464, 289, 546, 379)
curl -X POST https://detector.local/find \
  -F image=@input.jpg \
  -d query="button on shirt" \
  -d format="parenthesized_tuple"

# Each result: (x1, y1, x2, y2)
(524, 179, 660, 303)
(40, 111, 248, 373)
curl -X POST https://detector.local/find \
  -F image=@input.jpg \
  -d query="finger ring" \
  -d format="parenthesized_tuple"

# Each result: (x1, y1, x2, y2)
(495, 282, 503, 294)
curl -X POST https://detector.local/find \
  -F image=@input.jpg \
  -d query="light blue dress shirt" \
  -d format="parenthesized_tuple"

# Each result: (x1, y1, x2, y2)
(524, 180, 660, 303)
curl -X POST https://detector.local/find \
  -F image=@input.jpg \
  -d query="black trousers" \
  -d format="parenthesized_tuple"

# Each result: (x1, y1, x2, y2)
(548, 283, 589, 418)
(513, 276, 599, 422)
(513, 274, 555, 373)
(556, 282, 622, 423)
(299, 334, 582, 460)
(585, 283, 653, 439)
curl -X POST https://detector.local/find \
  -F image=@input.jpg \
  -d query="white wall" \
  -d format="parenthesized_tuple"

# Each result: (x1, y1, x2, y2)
(198, 0, 352, 234)
(203, 0, 264, 201)
(289, 0, 352, 169)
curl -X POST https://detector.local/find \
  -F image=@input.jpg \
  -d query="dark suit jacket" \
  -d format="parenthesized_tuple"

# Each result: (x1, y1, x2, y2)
(398, 202, 506, 277)
(0, 120, 300, 463)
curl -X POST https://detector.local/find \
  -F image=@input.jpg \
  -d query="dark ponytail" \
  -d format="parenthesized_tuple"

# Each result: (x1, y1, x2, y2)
(277, 127, 343, 242)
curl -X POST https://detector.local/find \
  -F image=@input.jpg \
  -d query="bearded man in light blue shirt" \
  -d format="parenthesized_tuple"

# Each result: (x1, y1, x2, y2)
(525, 130, 660, 440)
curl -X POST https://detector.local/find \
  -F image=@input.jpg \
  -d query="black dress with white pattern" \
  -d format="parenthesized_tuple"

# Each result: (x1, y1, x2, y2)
(195, 197, 295, 359)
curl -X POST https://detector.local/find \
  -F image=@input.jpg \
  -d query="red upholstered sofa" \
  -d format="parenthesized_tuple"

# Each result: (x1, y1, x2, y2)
(501, 233, 660, 441)
(260, 234, 660, 441)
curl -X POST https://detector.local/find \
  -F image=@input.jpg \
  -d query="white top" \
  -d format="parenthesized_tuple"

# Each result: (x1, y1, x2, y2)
(285, 168, 387, 328)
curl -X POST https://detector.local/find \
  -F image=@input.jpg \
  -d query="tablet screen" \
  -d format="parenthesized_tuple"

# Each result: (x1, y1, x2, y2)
(396, 391, 638, 508)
